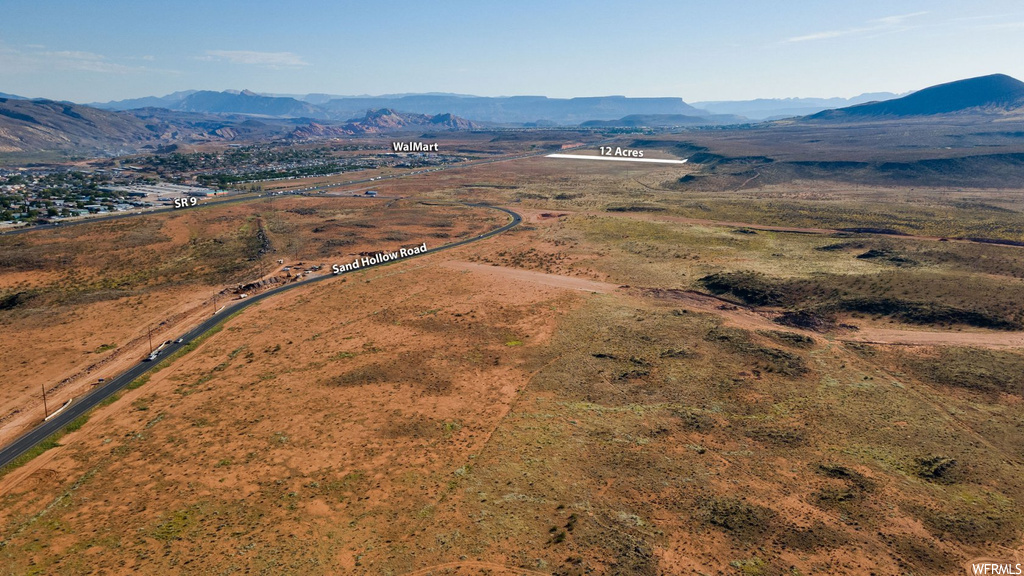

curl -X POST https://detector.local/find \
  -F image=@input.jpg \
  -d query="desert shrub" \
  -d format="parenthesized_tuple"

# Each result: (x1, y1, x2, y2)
(700, 497, 777, 542)
(757, 330, 815, 348)
(904, 347, 1024, 395)
(835, 297, 1021, 329)
(915, 455, 961, 484)
(705, 327, 807, 376)
(700, 271, 786, 306)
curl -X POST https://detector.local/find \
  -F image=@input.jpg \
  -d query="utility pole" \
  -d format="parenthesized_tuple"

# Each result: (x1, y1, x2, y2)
(42, 383, 48, 419)
(148, 324, 153, 354)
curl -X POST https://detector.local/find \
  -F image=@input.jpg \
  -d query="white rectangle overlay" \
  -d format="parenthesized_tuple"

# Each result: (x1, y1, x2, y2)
(545, 153, 688, 164)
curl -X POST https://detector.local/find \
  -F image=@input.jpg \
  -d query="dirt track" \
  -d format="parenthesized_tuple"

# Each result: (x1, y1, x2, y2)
(522, 208, 837, 235)
(840, 327, 1024, 348)
(442, 261, 619, 294)
(522, 207, 1018, 246)
(401, 561, 549, 576)
(448, 261, 1024, 349)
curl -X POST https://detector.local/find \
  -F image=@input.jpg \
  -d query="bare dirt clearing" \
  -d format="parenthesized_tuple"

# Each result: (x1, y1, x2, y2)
(0, 244, 588, 574)
(0, 197, 500, 447)
(442, 261, 618, 294)
(841, 326, 1024, 347)
(454, 261, 1024, 349)
(4, 132, 1024, 574)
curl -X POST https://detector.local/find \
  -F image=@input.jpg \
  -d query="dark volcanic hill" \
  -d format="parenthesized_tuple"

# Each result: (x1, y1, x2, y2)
(810, 74, 1024, 119)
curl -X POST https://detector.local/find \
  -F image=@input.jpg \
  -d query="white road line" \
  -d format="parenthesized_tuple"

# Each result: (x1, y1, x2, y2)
(545, 153, 688, 164)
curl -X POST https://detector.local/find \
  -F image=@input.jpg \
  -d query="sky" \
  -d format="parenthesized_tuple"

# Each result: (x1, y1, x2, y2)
(2, 0, 1024, 103)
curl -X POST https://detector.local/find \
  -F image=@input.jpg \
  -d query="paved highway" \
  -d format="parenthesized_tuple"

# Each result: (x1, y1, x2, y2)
(0, 136, 613, 465)
(0, 203, 522, 469)
(0, 142, 575, 238)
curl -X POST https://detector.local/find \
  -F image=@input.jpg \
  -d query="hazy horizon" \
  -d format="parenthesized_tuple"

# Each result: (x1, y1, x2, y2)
(86, 88, 910, 106)
(3, 0, 1023, 103)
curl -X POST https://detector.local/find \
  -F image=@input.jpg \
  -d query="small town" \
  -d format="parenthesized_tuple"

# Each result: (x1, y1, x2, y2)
(0, 168, 226, 225)
(0, 143, 467, 226)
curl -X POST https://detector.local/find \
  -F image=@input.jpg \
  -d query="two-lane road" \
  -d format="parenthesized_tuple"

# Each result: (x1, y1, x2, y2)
(0, 203, 521, 469)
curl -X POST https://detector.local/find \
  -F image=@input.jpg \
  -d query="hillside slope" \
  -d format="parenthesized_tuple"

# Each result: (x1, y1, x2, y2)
(810, 74, 1024, 119)
(0, 98, 162, 154)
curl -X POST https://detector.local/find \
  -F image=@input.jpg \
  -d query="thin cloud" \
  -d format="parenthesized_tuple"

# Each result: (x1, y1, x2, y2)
(0, 43, 151, 74)
(949, 14, 1002, 22)
(785, 29, 851, 43)
(871, 11, 929, 26)
(784, 11, 928, 43)
(977, 21, 1024, 30)
(203, 50, 310, 68)
(45, 50, 136, 73)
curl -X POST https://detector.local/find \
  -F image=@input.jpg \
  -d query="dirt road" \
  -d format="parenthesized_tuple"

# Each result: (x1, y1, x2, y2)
(449, 261, 1024, 348)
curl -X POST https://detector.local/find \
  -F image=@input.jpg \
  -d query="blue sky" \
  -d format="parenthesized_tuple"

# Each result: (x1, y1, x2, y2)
(2, 0, 1023, 103)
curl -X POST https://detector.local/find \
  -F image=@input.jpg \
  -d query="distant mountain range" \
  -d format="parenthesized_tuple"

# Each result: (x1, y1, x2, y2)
(95, 91, 710, 125)
(580, 113, 747, 128)
(93, 83, 1015, 126)
(3, 74, 1024, 156)
(809, 74, 1024, 120)
(321, 95, 708, 125)
(0, 97, 313, 154)
(693, 93, 901, 120)
(94, 90, 328, 119)
(0, 97, 480, 155)
(56, 73, 1024, 127)
(91, 90, 197, 111)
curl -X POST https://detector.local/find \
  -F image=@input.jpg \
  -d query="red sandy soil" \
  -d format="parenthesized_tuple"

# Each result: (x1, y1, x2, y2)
(0, 197, 500, 448)
(3, 153, 1024, 575)
(442, 261, 619, 294)
(840, 327, 1024, 348)
(0, 238, 590, 574)
(3, 228, 1023, 575)
(0, 286, 223, 447)
(402, 561, 550, 576)
(448, 261, 1024, 349)
(520, 207, 1018, 246)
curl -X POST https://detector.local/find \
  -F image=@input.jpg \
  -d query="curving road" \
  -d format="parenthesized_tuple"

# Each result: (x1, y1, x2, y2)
(0, 203, 522, 469)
